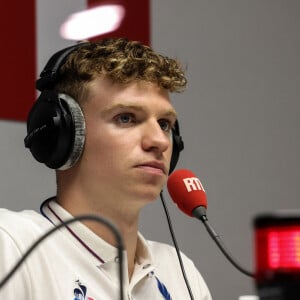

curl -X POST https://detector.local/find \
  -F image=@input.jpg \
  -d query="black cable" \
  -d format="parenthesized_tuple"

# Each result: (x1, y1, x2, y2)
(0, 215, 125, 300)
(160, 191, 194, 300)
(193, 206, 254, 278)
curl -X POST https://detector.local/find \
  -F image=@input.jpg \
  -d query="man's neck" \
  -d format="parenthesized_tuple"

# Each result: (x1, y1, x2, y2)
(56, 193, 141, 281)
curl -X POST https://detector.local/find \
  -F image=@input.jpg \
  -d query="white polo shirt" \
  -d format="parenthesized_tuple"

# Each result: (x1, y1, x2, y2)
(0, 199, 212, 299)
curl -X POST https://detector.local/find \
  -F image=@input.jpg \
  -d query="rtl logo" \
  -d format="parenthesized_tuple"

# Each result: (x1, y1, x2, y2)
(183, 177, 205, 192)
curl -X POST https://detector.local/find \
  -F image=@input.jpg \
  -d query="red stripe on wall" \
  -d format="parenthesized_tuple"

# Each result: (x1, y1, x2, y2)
(87, 0, 150, 46)
(0, 1, 36, 121)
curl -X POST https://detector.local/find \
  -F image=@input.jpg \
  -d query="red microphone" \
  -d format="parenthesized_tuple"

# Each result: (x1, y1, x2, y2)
(167, 168, 254, 278)
(167, 169, 207, 219)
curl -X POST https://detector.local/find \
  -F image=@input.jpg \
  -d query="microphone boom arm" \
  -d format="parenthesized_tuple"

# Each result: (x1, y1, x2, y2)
(193, 206, 254, 278)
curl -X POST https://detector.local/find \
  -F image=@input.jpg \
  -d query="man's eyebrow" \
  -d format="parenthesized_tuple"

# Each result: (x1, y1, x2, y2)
(163, 109, 178, 119)
(101, 103, 145, 116)
(101, 103, 177, 119)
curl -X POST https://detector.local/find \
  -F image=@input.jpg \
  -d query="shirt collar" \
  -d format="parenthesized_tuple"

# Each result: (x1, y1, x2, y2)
(40, 198, 155, 268)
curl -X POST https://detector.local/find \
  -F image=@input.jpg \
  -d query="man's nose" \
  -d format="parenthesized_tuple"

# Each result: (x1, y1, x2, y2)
(141, 120, 171, 154)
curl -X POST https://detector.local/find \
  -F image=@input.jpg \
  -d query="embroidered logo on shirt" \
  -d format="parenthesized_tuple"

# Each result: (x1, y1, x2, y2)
(73, 280, 95, 300)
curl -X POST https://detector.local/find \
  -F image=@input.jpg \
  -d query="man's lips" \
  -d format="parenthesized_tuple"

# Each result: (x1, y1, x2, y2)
(135, 161, 167, 174)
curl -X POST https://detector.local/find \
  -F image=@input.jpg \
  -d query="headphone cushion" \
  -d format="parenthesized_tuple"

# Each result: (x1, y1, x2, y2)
(57, 94, 85, 170)
(169, 124, 184, 174)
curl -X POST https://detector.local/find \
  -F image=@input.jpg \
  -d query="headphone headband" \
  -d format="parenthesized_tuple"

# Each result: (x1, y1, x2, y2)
(36, 43, 88, 91)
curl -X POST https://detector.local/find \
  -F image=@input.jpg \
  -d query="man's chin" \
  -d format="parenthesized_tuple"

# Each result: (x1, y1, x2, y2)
(131, 186, 163, 203)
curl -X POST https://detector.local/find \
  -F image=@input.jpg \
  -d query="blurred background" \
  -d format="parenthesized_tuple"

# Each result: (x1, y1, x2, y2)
(1, 1, 299, 299)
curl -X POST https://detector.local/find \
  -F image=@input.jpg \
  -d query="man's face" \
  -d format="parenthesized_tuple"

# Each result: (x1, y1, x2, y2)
(77, 77, 177, 207)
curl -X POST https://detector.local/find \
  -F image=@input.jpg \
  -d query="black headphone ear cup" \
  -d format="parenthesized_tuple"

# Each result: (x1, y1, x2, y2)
(169, 121, 184, 174)
(25, 91, 85, 169)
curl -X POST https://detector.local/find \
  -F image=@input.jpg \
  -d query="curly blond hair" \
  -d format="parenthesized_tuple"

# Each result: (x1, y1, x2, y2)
(54, 38, 187, 101)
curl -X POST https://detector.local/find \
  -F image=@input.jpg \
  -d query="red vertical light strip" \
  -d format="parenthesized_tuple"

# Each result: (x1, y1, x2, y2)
(87, 0, 150, 46)
(0, 1, 36, 121)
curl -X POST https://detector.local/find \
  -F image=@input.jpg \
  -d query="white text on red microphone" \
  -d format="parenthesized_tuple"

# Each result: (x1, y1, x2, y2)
(183, 177, 205, 192)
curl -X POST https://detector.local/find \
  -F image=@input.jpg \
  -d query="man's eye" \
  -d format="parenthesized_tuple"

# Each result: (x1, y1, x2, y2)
(158, 119, 172, 132)
(115, 113, 136, 124)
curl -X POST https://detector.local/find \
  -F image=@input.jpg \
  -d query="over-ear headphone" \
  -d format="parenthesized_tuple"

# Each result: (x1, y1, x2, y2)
(24, 43, 184, 173)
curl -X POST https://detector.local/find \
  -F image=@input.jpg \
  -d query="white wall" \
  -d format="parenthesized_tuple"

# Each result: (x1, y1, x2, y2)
(1, 1, 300, 299)
(147, 1, 300, 299)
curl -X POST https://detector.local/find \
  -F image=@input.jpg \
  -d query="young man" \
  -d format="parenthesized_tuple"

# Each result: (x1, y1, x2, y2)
(0, 38, 211, 299)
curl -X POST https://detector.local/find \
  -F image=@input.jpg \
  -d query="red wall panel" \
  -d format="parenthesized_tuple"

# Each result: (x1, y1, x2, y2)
(0, 1, 36, 121)
(87, 0, 150, 46)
